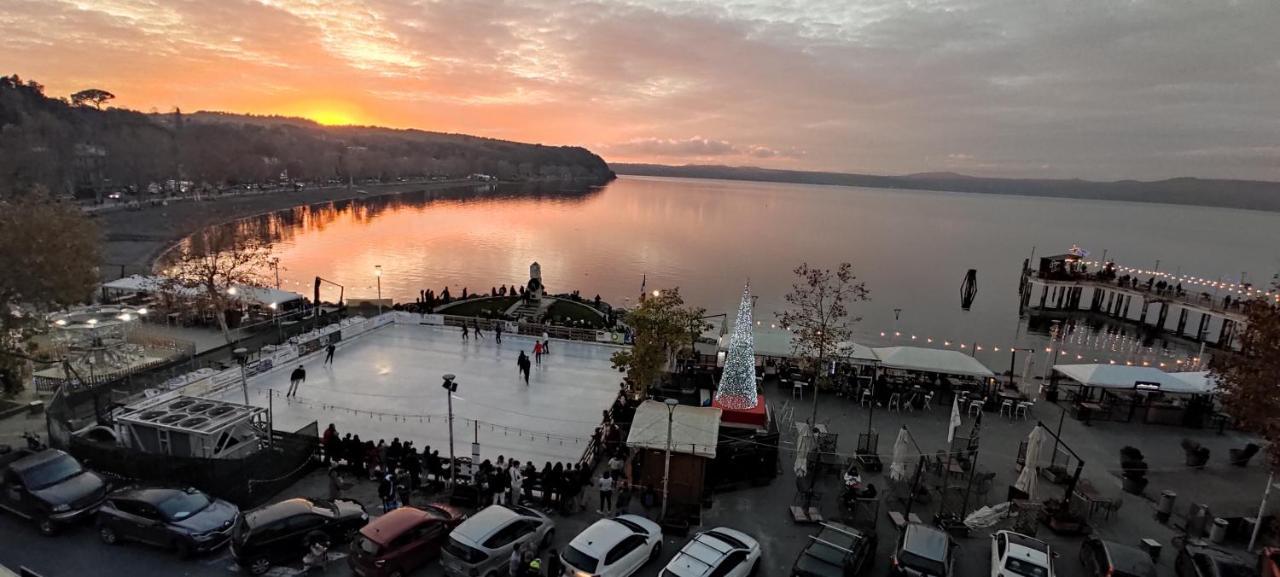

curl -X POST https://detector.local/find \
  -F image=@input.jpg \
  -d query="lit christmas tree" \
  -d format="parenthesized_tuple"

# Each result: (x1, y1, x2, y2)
(716, 283, 758, 409)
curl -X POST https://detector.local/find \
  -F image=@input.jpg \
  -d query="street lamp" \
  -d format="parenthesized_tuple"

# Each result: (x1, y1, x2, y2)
(661, 397, 678, 521)
(442, 374, 458, 487)
(375, 265, 383, 315)
(269, 257, 281, 289)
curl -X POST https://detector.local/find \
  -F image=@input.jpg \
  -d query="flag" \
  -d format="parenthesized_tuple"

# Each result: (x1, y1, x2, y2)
(947, 397, 962, 444)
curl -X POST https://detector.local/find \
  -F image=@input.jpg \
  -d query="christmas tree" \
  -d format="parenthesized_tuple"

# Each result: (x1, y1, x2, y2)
(716, 283, 758, 409)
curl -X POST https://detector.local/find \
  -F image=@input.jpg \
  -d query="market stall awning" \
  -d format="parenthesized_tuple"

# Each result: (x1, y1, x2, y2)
(626, 401, 722, 459)
(1053, 364, 1215, 395)
(872, 346, 995, 378)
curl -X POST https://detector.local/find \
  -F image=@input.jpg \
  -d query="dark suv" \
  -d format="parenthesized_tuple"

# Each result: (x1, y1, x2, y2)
(890, 523, 953, 577)
(0, 448, 109, 535)
(231, 497, 369, 575)
(96, 486, 240, 556)
(1079, 537, 1157, 577)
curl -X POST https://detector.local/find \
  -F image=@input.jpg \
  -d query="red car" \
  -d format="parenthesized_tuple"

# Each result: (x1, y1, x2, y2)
(349, 504, 466, 577)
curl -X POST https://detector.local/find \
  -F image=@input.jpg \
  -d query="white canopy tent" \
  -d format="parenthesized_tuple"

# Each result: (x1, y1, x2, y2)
(1053, 364, 1217, 395)
(715, 330, 880, 365)
(872, 346, 995, 378)
(626, 401, 722, 459)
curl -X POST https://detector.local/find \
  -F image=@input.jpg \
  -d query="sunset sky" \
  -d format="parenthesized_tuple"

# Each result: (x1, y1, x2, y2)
(2, 0, 1277, 181)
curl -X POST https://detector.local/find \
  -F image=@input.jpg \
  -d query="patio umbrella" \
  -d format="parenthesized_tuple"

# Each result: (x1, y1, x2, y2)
(794, 425, 814, 477)
(889, 426, 912, 482)
(1013, 424, 1045, 500)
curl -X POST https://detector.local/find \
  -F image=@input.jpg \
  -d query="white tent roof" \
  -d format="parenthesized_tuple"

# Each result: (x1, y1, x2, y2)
(1053, 364, 1215, 395)
(626, 401, 722, 459)
(101, 275, 303, 306)
(715, 330, 879, 363)
(872, 346, 995, 377)
(836, 341, 880, 363)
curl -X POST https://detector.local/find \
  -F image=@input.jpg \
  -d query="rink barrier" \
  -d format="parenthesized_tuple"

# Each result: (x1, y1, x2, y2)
(394, 310, 627, 345)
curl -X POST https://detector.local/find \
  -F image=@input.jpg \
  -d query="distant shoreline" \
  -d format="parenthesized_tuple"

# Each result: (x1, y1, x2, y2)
(610, 163, 1280, 213)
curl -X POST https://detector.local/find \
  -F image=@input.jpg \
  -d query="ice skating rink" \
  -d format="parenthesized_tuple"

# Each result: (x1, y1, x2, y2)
(217, 323, 625, 463)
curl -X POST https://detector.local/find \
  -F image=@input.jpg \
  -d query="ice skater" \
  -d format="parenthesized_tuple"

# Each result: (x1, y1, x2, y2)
(494, 322, 503, 344)
(461, 323, 469, 341)
(288, 364, 306, 397)
(517, 351, 531, 385)
(473, 319, 483, 339)
(324, 342, 336, 365)
(541, 339, 550, 355)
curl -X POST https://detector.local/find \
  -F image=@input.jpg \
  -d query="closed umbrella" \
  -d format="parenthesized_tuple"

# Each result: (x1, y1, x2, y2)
(794, 424, 814, 477)
(1014, 425, 1044, 500)
(889, 426, 912, 482)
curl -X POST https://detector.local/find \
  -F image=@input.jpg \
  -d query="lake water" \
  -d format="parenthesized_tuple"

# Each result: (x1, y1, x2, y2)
(205, 176, 1280, 368)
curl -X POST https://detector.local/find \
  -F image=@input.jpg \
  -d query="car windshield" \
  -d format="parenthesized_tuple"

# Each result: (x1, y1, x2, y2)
(157, 490, 212, 521)
(21, 455, 83, 489)
(562, 546, 599, 574)
(1006, 558, 1050, 577)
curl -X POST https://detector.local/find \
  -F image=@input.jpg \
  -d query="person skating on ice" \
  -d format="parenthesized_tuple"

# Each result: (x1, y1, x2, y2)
(324, 342, 335, 365)
(288, 364, 306, 397)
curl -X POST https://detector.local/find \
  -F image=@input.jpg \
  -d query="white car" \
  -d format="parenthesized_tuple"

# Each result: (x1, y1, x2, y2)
(660, 527, 761, 577)
(991, 530, 1055, 577)
(560, 514, 663, 577)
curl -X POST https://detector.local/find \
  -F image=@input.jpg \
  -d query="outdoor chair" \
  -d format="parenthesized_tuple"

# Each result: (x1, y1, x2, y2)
(968, 399, 984, 417)
(1015, 400, 1035, 420)
(922, 393, 935, 411)
(860, 389, 873, 408)
(888, 393, 903, 412)
(999, 399, 1015, 418)
(793, 381, 806, 399)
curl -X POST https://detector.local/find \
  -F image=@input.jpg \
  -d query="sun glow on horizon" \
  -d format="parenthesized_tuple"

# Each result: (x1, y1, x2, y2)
(286, 100, 366, 126)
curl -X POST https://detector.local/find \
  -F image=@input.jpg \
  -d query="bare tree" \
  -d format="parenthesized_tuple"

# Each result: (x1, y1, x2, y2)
(162, 228, 271, 345)
(776, 262, 870, 424)
(70, 88, 116, 110)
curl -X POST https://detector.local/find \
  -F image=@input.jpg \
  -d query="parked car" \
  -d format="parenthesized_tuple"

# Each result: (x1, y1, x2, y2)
(95, 486, 239, 557)
(561, 514, 664, 577)
(991, 531, 1054, 577)
(1176, 540, 1257, 577)
(792, 522, 877, 577)
(1079, 537, 1157, 577)
(890, 523, 953, 577)
(441, 504, 554, 577)
(663, 527, 762, 577)
(349, 504, 466, 577)
(0, 448, 109, 535)
(230, 497, 368, 575)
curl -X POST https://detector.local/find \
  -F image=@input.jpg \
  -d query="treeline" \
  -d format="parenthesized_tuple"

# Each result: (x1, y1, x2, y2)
(0, 75, 613, 199)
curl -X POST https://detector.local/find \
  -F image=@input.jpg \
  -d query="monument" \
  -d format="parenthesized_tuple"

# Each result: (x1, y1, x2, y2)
(527, 261, 545, 301)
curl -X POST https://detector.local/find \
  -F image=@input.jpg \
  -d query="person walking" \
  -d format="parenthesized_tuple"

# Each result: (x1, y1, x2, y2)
(533, 342, 543, 364)
(461, 323, 469, 341)
(473, 319, 484, 339)
(495, 322, 503, 344)
(324, 342, 336, 365)
(517, 352, 531, 385)
(287, 364, 306, 397)
(596, 471, 614, 514)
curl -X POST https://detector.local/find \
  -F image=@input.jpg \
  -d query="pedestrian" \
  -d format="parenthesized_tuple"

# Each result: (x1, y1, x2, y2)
(378, 472, 397, 512)
(517, 352, 531, 385)
(324, 342, 336, 364)
(404, 446, 421, 490)
(327, 465, 344, 500)
(533, 342, 543, 364)
(461, 323, 469, 340)
(287, 364, 306, 397)
(597, 471, 614, 514)
(397, 467, 413, 507)
(608, 453, 624, 479)
(426, 450, 441, 486)
(473, 319, 483, 339)
(509, 460, 524, 505)
(527, 555, 542, 576)
(321, 423, 339, 465)
(615, 478, 632, 515)
(541, 339, 550, 355)
(495, 322, 503, 344)
(545, 549, 563, 577)
(388, 437, 403, 469)
(522, 461, 536, 502)
(303, 540, 329, 573)
(509, 547, 522, 577)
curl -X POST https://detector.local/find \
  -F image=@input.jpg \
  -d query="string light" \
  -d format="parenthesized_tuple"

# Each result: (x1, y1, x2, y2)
(715, 283, 758, 409)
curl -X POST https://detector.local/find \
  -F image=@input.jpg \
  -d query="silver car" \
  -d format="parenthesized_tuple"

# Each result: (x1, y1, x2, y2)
(441, 504, 554, 577)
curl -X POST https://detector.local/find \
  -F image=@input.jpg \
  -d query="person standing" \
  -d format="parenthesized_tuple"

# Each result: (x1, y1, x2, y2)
(509, 460, 524, 505)
(545, 550, 563, 577)
(495, 322, 503, 344)
(378, 472, 397, 512)
(533, 342, 543, 364)
(324, 342, 336, 365)
(287, 365, 306, 397)
(541, 339, 550, 355)
(321, 424, 339, 465)
(596, 471, 614, 514)
(327, 465, 344, 500)
(509, 547, 522, 577)
(517, 352, 531, 385)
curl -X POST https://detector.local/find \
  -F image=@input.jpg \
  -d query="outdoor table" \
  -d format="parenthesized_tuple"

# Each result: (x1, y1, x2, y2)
(1077, 401, 1104, 425)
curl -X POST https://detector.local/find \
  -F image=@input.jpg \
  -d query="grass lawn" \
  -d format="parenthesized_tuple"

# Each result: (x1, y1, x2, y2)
(544, 299, 608, 329)
(436, 296, 518, 317)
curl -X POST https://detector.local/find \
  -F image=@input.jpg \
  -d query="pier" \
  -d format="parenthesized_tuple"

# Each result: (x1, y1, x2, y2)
(1019, 253, 1249, 349)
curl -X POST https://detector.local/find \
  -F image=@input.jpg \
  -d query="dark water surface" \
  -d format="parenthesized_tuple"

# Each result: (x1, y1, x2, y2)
(205, 176, 1280, 367)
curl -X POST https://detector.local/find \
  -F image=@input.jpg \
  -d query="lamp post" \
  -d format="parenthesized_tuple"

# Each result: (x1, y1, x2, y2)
(375, 265, 383, 315)
(442, 374, 458, 487)
(661, 397, 678, 522)
(269, 257, 281, 289)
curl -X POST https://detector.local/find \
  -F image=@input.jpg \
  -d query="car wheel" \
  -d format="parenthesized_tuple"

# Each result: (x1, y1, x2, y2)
(172, 539, 192, 559)
(749, 558, 760, 577)
(541, 529, 555, 550)
(37, 517, 58, 536)
(98, 525, 119, 545)
(248, 557, 272, 575)
(648, 540, 662, 562)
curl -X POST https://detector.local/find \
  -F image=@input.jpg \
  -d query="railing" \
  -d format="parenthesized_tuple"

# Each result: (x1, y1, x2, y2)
(1029, 269, 1249, 316)
(435, 313, 621, 344)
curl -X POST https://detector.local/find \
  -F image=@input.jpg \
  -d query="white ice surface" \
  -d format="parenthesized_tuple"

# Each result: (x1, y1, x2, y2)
(214, 324, 624, 463)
